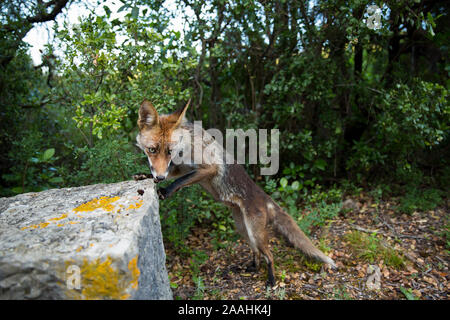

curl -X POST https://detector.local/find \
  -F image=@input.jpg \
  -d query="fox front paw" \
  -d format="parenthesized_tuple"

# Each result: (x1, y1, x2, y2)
(133, 173, 153, 181)
(157, 187, 168, 200)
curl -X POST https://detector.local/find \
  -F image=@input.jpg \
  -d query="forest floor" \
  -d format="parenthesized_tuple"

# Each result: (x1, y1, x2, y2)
(165, 193, 449, 300)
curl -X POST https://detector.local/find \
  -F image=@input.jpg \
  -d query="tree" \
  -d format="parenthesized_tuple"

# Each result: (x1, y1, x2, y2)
(0, 0, 72, 68)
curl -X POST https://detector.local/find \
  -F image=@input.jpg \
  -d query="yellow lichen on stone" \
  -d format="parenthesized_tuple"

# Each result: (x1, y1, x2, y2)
(128, 255, 140, 290)
(22, 213, 80, 230)
(21, 196, 128, 231)
(21, 221, 50, 230)
(21, 197, 120, 231)
(57, 222, 75, 227)
(68, 257, 131, 300)
(49, 213, 68, 221)
(40, 222, 49, 228)
(126, 200, 144, 210)
(63, 255, 141, 300)
(73, 196, 120, 213)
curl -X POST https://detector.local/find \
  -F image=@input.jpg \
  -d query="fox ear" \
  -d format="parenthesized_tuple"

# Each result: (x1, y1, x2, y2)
(173, 99, 191, 128)
(138, 100, 159, 130)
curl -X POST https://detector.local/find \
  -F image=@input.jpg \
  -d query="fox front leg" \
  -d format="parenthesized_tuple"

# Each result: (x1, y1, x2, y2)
(157, 167, 216, 200)
(157, 186, 170, 200)
(157, 170, 197, 200)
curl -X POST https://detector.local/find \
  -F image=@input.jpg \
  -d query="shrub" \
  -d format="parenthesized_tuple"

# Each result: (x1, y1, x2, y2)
(397, 187, 443, 215)
(63, 137, 147, 186)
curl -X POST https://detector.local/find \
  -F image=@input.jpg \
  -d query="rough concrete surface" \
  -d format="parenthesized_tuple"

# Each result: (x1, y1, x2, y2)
(0, 180, 172, 300)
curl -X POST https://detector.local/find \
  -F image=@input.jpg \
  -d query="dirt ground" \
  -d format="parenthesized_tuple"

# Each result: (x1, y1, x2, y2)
(165, 195, 449, 300)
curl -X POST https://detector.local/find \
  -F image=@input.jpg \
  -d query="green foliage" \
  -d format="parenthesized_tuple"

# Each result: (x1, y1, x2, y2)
(188, 250, 209, 299)
(297, 202, 341, 236)
(304, 260, 321, 272)
(340, 180, 364, 197)
(62, 136, 148, 186)
(191, 276, 206, 300)
(346, 80, 449, 178)
(332, 286, 353, 300)
(268, 162, 340, 216)
(159, 185, 235, 254)
(442, 223, 450, 255)
(399, 287, 420, 300)
(0, 132, 63, 196)
(345, 231, 405, 269)
(397, 187, 443, 215)
(159, 187, 202, 254)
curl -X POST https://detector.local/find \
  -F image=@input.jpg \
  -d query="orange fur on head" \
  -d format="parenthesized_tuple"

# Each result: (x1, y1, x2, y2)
(138, 100, 159, 130)
(137, 99, 191, 178)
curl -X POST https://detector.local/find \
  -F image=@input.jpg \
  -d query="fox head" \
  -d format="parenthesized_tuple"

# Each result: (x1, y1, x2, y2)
(136, 99, 190, 183)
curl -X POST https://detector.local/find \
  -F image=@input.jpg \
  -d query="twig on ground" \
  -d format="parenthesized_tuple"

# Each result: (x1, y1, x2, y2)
(350, 223, 426, 240)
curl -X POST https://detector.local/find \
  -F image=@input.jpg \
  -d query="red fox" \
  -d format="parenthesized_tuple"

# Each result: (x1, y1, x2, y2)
(136, 99, 336, 286)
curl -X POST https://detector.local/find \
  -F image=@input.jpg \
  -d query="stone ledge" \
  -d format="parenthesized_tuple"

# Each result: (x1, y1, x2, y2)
(0, 180, 172, 300)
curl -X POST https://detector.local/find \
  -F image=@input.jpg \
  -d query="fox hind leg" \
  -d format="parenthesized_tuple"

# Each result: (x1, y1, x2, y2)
(253, 223, 275, 286)
(240, 207, 276, 286)
(231, 207, 259, 272)
(258, 244, 276, 287)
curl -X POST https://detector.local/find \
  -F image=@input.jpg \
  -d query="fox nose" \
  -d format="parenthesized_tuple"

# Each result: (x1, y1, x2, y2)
(154, 175, 166, 183)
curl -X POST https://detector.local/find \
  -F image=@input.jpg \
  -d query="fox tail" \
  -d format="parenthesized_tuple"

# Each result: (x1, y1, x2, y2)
(270, 201, 337, 268)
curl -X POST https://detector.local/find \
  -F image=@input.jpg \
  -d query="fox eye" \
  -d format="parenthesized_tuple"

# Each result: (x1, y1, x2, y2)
(167, 149, 172, 155)
(148, 147, 157, 154)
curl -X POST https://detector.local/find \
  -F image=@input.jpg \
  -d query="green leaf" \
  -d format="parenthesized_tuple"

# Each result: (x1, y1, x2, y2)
(291, 180, 302, 191)
(400, 287, 419, 300)
(11, 187, 24, 194)
(314, 159, 327, 171)
(2, 173, 21, 182)
(42, 148, 55, 162)
(280, 177, 288, 188)
(103, 5, 111, 17)
(131, 6, 139, 18)
(117, 4, 128, 12)
(49, 177, 64, 184)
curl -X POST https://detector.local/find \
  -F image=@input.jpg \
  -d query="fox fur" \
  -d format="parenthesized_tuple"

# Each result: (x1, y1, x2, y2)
(136, 99, 336, 286)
